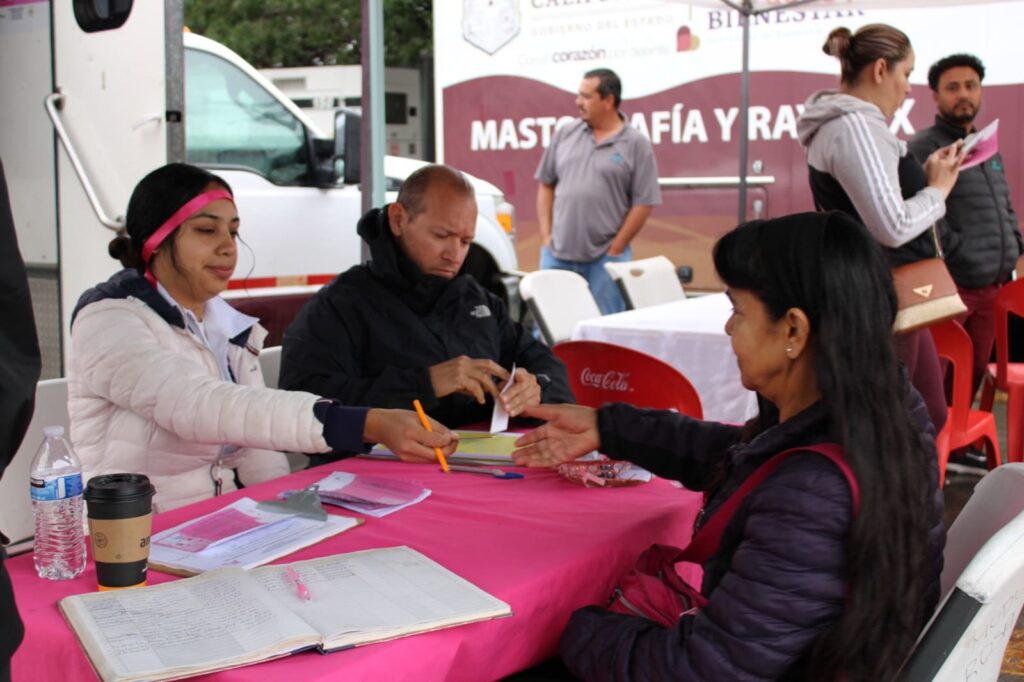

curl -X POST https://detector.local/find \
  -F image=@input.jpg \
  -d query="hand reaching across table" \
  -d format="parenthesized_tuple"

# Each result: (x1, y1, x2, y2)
(512, 404, 599, 468)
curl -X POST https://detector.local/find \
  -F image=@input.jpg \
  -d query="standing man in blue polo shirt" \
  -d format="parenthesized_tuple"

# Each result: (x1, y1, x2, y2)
(535, 68, 661, 314)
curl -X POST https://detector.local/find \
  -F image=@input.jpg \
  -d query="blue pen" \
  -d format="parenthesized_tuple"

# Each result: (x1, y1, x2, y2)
(448, 464, 524, 479)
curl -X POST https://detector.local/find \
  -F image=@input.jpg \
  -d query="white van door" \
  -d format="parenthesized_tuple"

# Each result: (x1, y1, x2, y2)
(0, 2, 57, 268)
(50, 1, 179, 359)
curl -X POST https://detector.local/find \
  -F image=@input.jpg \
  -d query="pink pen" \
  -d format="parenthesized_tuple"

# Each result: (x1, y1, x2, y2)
(285, 567, 312, 601)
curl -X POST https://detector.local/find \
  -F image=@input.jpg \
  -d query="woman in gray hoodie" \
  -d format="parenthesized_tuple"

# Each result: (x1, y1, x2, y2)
(796, 23, 962, 432)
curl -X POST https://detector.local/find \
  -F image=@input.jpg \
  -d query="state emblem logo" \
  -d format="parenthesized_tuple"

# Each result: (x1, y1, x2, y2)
(463, 0, 521, 55)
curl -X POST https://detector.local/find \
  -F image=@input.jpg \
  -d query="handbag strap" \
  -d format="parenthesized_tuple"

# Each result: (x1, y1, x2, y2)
(930, 223, 945, 259)
(679, 443, 860, 565)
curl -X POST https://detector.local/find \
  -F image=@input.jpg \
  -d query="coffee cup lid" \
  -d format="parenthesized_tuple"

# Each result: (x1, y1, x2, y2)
(84, 473, 155, 502)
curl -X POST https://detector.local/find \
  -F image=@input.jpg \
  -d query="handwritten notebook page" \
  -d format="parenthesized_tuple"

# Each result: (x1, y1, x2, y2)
(61, 567, 318, 682)
(60, 546, 512, 681)
(251, 546, 512, 650)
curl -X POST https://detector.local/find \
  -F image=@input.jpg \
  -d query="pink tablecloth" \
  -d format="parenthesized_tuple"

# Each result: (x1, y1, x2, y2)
(10, 458, 701, 681)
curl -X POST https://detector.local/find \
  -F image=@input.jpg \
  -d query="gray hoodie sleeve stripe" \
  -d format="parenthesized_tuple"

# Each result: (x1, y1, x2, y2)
(838, 111, 944, 248)
(845, 112, 905, 234)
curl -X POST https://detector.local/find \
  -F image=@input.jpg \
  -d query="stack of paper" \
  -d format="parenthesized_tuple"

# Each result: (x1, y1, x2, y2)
(367, 430, 518, 465)
(148, 497, 360, 575)
(287, 471, 431, 518)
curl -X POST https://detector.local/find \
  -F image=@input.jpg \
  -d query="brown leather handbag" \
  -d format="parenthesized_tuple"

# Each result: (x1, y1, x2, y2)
(891, 225, 967, 334)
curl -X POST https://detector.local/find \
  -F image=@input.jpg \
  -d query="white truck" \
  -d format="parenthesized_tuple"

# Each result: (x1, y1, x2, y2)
(0, 1, 518, 377)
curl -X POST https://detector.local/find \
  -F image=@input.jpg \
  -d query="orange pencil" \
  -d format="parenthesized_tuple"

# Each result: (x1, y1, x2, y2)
(413, 399, 450, 473)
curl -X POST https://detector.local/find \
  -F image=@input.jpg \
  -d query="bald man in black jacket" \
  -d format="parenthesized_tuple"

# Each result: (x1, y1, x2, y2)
(281, 165, 573, 466)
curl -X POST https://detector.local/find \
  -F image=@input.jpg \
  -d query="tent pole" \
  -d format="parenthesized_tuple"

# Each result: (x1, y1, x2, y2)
(360, 0, 386, 264)
(737, 0, 752, 223)
(361, 0, 386, 216)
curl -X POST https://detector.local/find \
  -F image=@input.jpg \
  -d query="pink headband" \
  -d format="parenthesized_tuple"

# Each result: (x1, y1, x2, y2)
(142, 189, 234, 286)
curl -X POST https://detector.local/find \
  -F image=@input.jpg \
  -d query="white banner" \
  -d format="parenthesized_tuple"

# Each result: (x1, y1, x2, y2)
(436, 1, 1024, 96)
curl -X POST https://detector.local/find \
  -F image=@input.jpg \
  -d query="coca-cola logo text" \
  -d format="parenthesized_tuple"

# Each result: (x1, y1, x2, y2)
(580, 368, 631, 392)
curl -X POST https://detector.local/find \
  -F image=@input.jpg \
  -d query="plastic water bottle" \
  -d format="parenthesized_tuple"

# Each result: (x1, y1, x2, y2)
(30, 426, 86, 580)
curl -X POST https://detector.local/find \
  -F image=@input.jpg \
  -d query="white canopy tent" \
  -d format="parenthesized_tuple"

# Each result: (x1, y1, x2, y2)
(686, 0, 1008, 219)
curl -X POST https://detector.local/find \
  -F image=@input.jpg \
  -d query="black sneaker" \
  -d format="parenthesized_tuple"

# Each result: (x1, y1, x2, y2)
(946, 446, 989, 476)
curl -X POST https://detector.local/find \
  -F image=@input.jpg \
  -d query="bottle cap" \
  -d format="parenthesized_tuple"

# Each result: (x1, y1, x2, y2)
(42, 425, 65, 438)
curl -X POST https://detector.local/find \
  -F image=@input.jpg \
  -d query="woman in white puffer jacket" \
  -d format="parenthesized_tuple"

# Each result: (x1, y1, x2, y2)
(68, 163, 457, 512)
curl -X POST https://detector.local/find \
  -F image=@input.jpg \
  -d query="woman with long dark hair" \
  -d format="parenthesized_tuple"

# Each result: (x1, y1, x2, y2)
(512, 211, 945, 680)
(68, 163, 456, 512)
(797, 23, 962, 433)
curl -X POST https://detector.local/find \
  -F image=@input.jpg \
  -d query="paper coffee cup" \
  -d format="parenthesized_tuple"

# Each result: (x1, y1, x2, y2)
(84, 474, 155, 590)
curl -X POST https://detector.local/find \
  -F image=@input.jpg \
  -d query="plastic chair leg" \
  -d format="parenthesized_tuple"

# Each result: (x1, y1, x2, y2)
(1007, 385, 1024, 464)
(980, 373, 996, 412)
(935, 422, 951, 488)
(983, 431, 1001, 469)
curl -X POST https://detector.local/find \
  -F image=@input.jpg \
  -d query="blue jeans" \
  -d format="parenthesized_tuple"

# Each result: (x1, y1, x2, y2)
(540, 246, 632, 315)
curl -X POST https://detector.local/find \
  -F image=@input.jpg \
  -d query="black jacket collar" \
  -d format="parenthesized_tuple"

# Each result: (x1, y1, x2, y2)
(933, 114, 972, 140)
(72, 268, 184, 330)
(740, 399, 831, 462)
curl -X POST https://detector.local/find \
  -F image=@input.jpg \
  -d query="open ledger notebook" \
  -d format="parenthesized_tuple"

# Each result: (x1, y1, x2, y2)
(59, 546, 512, 682)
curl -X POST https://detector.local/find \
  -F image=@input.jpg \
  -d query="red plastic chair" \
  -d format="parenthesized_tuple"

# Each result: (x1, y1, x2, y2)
(930, 320, 1001, 485)
(980, 278, 1024, 463)
(553, 340, 703, 418)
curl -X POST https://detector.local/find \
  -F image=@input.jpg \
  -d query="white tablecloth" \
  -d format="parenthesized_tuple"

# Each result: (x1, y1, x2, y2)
(573, 293, 758, 423)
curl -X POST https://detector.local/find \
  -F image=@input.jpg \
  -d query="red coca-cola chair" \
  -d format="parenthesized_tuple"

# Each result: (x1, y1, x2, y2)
(553, 340, 703, 418)
(931, 320, 1001, 485)
(979, 278, 1024, 463)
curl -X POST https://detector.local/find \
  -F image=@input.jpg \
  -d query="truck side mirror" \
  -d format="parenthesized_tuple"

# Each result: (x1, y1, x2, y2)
(310, 138, 336, 187)
(335, 109, 361, 185)
(312, 138, 334, 159)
